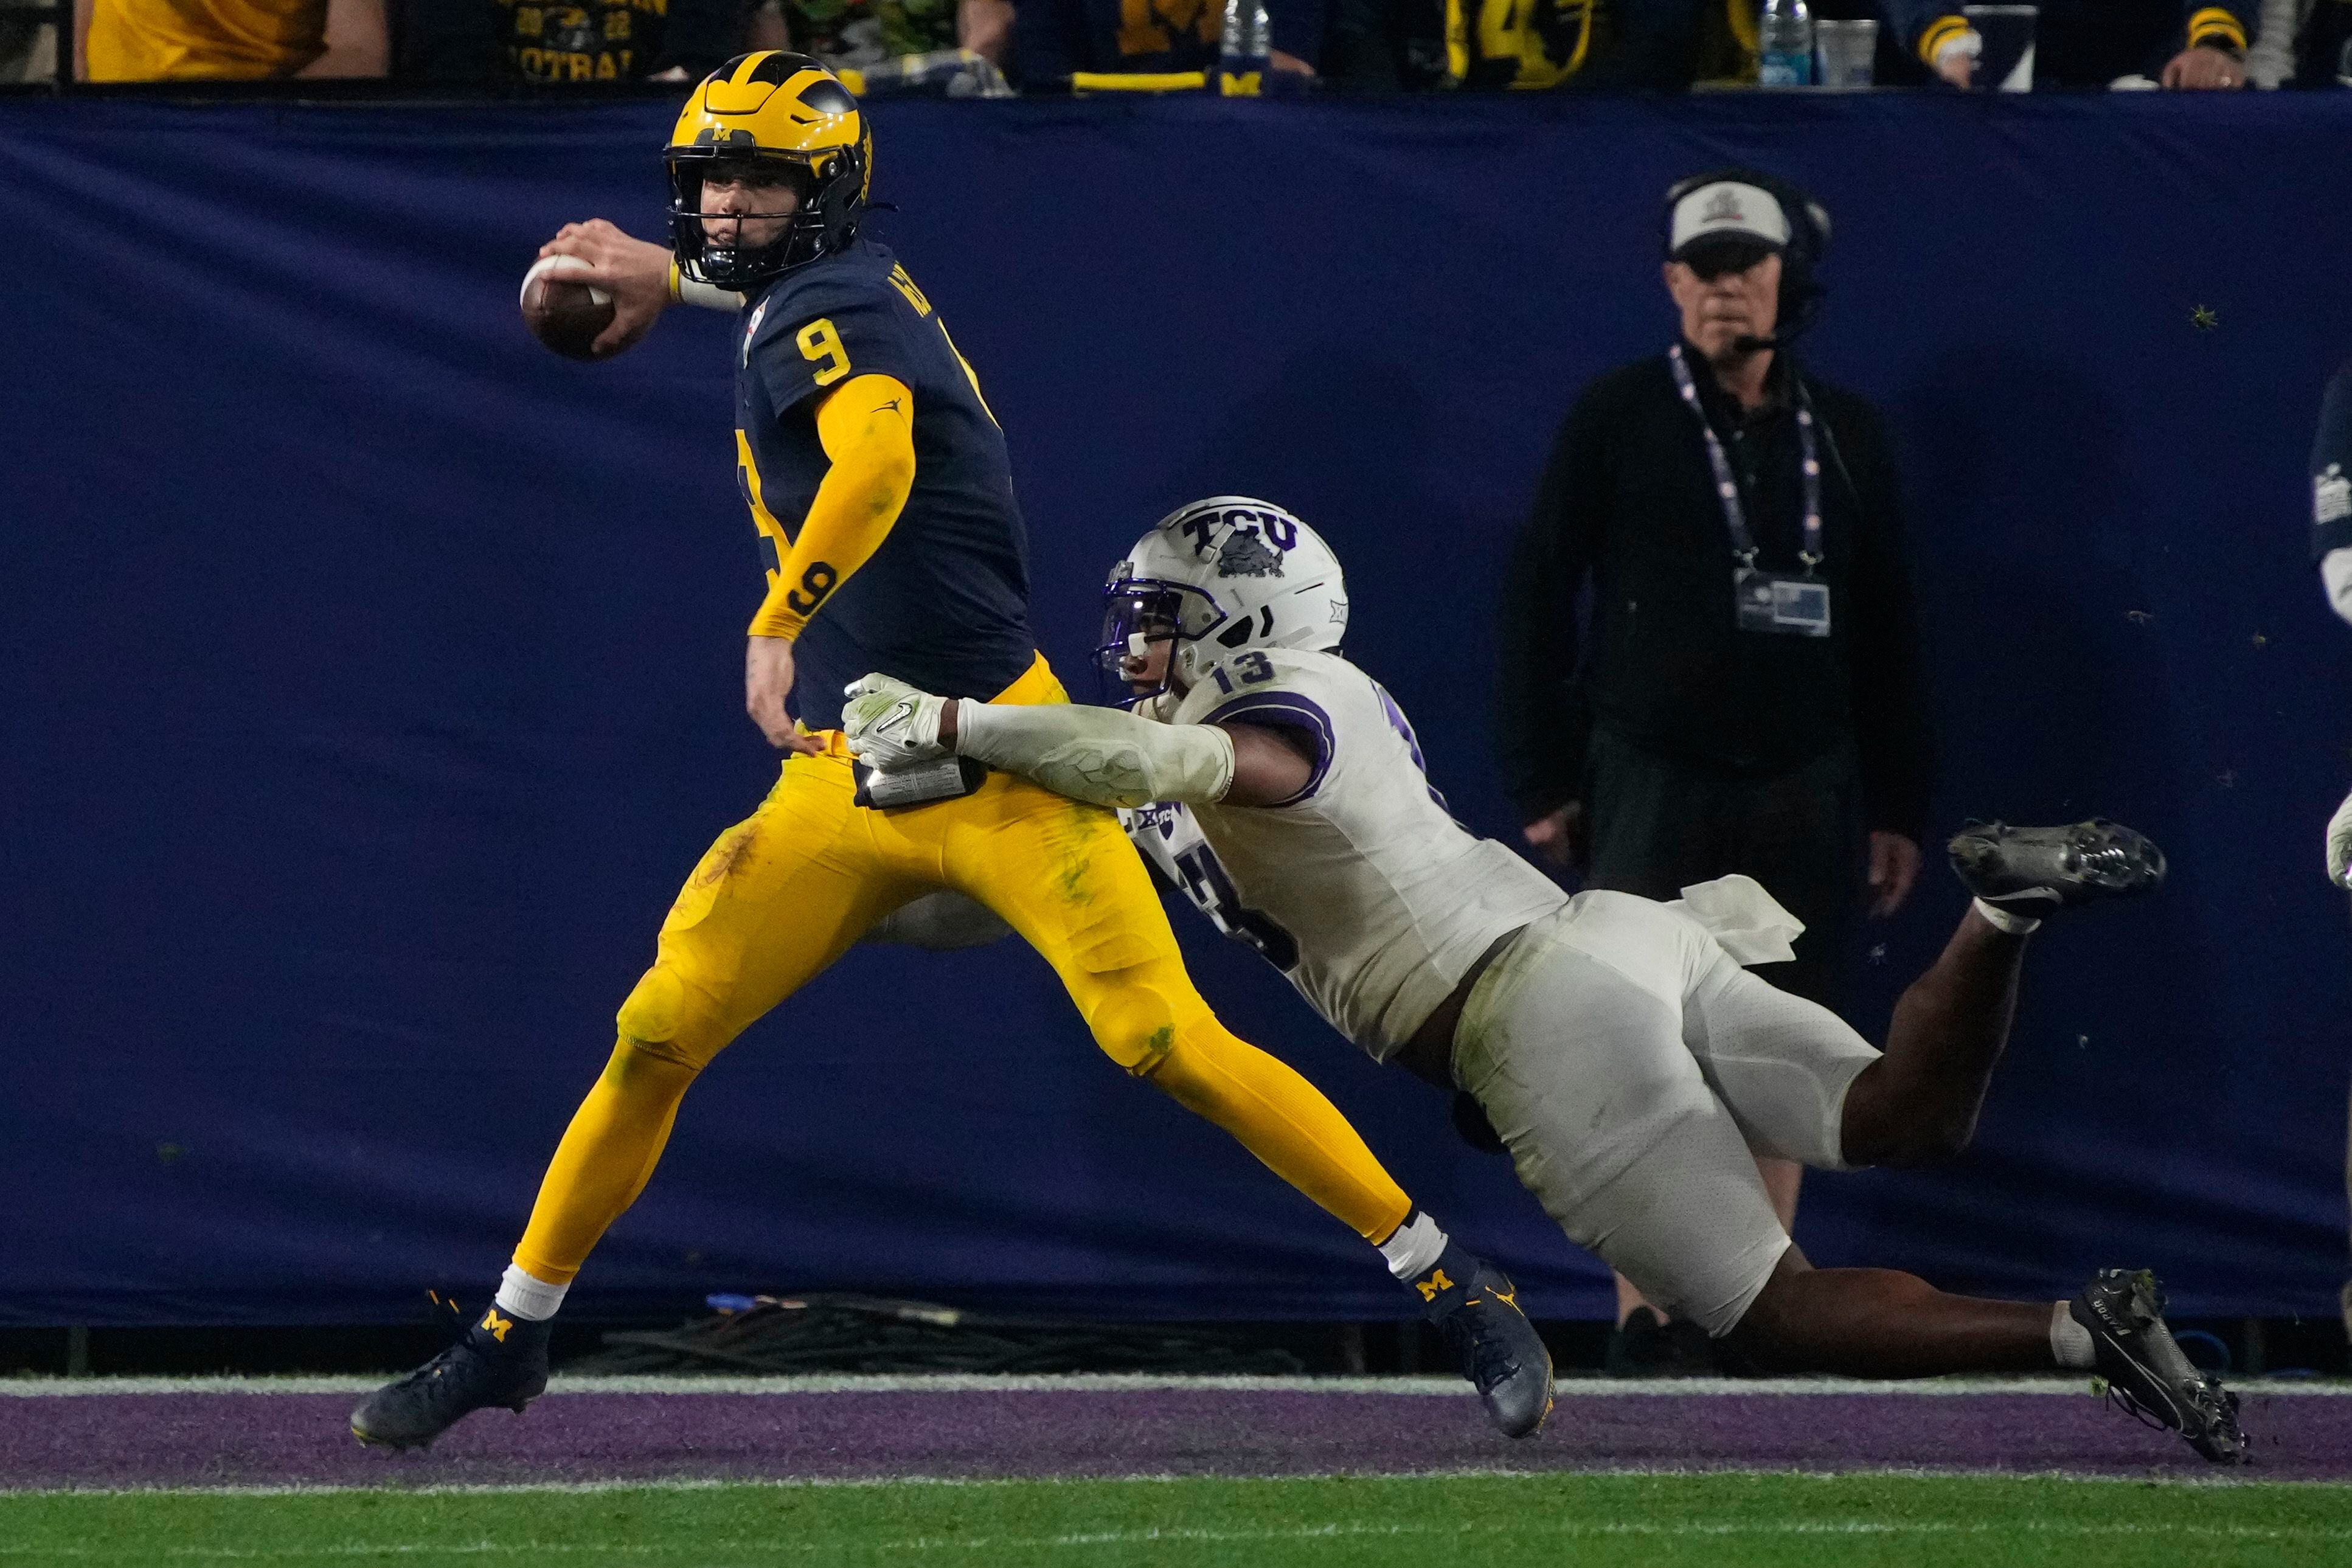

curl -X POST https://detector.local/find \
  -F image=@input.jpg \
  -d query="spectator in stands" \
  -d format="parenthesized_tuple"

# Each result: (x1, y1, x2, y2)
(747, 0, 1012, 72)
(1493, 170, 1929, 1373)
(1014, 0, 1317, 83)
(401, 0, 743, 84)
(1438, 0, 1710, 89)
(1890, 0, 2255, 86)
(79, 0, 386, 77)
(495, 0, 744, 81)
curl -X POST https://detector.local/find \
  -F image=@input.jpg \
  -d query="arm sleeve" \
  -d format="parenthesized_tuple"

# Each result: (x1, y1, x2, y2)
(1493, 396, 1604, 825)
(1874, 0, 1962, 61)
(2312, 361, 2352, 562)
(748, 373, 915, 640)
(954, 702, 1237, 810)
(2184, 3, 2252, 50)
(1831, 398, 1934, 843)
(668, 259, 744, 313)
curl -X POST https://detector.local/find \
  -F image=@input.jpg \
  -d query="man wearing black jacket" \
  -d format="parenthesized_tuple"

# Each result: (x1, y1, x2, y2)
(1496, 172, 1931, 1362)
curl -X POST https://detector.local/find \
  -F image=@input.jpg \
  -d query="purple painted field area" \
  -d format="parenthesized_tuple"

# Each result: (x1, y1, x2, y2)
(2, 1386, 2344, 1491)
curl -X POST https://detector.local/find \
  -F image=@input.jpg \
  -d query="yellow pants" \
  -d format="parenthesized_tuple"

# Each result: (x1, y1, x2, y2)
(513, 654, 1412, 1283)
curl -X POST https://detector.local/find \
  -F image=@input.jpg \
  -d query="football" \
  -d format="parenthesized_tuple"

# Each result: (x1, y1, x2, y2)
(519, 253, 614, 361)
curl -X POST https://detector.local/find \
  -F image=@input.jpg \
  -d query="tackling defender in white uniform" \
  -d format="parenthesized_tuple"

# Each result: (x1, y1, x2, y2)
(844, 497, 2244, 1463)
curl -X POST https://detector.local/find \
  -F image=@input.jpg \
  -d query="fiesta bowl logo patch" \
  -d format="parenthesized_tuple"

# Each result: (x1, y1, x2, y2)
(742, 298, 771, 367)
(1215, 530, 1286, 578)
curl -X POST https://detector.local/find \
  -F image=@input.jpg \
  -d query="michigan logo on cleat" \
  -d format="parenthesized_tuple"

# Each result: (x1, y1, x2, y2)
(479, 1308, 514, 1342)
(1415, 1268, 1454, 1302)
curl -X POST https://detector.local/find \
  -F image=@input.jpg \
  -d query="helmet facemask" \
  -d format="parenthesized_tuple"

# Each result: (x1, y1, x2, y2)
(1095, 574, 1229, 710)
(669, 148, 853, 291)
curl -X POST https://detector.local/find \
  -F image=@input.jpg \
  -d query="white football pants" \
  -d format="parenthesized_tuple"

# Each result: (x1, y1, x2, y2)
(1453, 890, 1881, 1338)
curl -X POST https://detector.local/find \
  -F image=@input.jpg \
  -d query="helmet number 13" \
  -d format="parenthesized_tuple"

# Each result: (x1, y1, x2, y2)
(1209, 651, 1275, 695)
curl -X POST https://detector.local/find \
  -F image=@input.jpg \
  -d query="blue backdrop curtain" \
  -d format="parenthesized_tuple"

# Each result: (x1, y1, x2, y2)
(1, 92, 2347, 1324)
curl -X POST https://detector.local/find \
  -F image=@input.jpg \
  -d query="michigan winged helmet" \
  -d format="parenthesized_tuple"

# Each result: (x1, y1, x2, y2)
(667, 50, 872, 291)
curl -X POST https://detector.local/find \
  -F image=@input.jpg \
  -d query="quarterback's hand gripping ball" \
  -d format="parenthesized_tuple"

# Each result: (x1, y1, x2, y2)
(519, 254, 616, 361)
(842, 674, 951, 770)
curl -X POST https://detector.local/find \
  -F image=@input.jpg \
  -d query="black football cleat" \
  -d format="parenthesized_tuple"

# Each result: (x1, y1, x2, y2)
(2072, 1268, 2245, 1464)
(350, 1306, 551, 1451)
(1409, 1242, 1554, 1438)
(1948, 819, 2166, 916)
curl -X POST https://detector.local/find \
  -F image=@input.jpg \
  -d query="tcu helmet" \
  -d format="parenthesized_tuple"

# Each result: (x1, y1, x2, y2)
(666, 51, 872, 291)
(1097, 497, 1347, 706)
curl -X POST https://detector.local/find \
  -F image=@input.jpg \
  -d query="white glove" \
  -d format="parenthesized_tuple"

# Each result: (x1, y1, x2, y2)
(841, 673, 954, 769)
(2328, 786, 2352, 890)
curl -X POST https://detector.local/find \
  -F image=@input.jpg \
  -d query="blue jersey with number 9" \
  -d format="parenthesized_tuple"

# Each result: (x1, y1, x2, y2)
(735, 238, 1035, 730)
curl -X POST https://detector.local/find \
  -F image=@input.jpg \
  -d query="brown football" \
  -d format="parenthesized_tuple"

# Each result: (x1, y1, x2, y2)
(520, 255, 616, 362)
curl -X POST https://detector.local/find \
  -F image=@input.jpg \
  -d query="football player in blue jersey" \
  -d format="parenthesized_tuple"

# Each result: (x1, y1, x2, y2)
(350, 52, 1551, 1450)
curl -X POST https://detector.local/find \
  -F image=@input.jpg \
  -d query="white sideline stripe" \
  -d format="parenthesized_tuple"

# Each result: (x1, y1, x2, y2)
(6, 1467, 2337, 1500)
(3, 1372, 2346, 1398)
(4, 1516, 2351, 1556)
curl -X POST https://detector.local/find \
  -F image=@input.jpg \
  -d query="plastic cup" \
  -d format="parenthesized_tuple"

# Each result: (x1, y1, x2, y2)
(1816, 19, 1877, 89)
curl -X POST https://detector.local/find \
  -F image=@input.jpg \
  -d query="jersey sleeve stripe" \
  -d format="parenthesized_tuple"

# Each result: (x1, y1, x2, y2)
(1208, 693, 1338, 807)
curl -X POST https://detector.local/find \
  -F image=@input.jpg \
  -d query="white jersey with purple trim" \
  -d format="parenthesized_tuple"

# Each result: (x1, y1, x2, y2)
(1122, 647, 1568, 1060)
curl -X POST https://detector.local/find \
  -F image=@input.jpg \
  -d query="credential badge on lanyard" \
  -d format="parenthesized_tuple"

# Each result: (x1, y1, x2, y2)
(1668, 344, 1831, 639)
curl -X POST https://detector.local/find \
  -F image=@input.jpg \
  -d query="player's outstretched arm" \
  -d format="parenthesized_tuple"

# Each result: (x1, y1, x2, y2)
(842, 676, 1313, 809)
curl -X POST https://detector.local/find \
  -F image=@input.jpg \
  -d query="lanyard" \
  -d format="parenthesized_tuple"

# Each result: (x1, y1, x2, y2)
(1668, 344, 1822, 574)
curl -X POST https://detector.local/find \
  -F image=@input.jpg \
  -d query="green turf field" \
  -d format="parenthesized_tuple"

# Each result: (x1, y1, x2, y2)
(6, 1473, 2352, 1567)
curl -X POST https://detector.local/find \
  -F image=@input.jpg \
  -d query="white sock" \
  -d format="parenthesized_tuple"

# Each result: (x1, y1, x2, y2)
(2050, 1300, 2095, 1368)
(494, 1264, 568, 1323)
(1972, 897, 2042, 936)
(1378, 1210, 1449, 1280)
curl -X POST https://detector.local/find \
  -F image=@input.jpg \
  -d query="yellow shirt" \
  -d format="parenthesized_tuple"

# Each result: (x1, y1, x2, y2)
(1445, 0, 1598, 91)
(86, 0, 325, 79)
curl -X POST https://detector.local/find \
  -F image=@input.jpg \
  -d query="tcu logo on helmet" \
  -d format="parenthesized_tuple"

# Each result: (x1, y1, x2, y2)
(1215, 532, 1285, 578)
(1179, 504, 1298, 578)
(1098, 496, 1346, 707)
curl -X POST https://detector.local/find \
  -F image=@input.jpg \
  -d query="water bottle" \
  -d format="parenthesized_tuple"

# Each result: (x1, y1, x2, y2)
(1217, 0, 1270, 94)
(1757, 0, 1814, 86)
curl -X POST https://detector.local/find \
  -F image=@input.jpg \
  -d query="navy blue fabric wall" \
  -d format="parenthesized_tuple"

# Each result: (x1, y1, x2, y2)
(3, 93, 2348, 1326)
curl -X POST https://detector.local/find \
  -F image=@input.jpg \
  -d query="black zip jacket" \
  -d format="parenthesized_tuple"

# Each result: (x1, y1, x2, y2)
(1494, 346, 1932, 842)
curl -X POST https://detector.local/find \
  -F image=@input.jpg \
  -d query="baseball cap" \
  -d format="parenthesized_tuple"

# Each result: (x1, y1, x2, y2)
(1668, 179, 1791, 271)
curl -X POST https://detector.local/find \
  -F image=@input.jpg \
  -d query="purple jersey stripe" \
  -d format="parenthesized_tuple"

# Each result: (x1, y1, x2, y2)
(1208, 692, 1337, 806)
